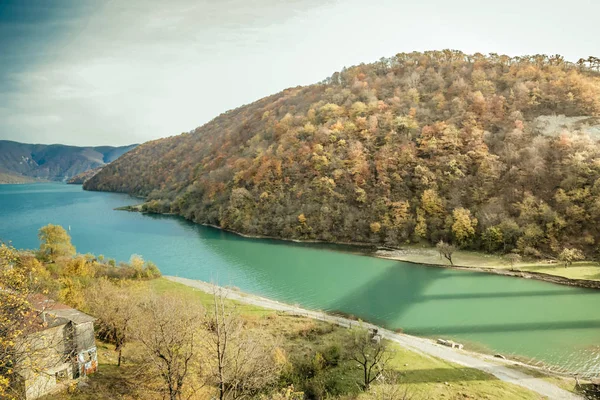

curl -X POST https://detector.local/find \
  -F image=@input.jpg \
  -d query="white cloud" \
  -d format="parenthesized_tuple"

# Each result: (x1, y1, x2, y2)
(1, 0, 599, 146)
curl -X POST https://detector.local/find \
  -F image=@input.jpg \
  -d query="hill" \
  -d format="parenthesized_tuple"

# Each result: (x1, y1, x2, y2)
(0, 171, 39, 184)
(85, 51, 600, 258)
(66, 167, 103, 184)
(0, 141, 137, 183)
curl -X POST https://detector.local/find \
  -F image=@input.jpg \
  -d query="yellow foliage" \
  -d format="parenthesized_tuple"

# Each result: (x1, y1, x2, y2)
(415, 208, 428, 238)
(297, 214, 307, 224)
(38, 224, 76, 262)
(451, 208, 478, 246)
(370, 222, 381, 234)
(421, 189, 444, 216)
(63, 256, 94, 277)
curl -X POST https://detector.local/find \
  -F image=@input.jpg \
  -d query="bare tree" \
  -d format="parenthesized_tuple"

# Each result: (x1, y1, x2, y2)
(203, 286, 281, 400)
(369, 373, 414, 400)
(436, 240, 455, 265)
(503, 253, 522, 269)
(85, 278, 140, 366)
(347, 327, 394, 391)
(135, 294, 204, 400)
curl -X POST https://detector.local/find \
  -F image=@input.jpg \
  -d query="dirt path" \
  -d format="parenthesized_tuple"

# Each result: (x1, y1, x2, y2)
(166, 276, 582, 400)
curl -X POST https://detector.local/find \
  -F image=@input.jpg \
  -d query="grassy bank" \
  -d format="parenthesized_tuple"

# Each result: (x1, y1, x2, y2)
(377, 245, 600, 283)
(44, 278, 583, 400)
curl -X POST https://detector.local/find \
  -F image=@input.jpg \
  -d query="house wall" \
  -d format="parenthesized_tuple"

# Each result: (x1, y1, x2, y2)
(14, 319, 97, 399)
(24, 374, 56, 400)
(73, 322, 97, 377)
(17, 324, 70, 399)
(74, 322, 95, 352)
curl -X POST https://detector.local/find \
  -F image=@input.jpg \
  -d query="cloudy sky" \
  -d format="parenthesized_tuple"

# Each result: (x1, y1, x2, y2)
(1, 0, 598, 146)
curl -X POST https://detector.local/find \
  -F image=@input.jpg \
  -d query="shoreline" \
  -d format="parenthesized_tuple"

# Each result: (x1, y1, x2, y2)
(118, 204, 600, 290)
(165, 275, 583, 400)
(376, 254, 600, 290)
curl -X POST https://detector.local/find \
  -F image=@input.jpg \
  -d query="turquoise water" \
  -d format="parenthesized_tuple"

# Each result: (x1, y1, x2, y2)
(1, 183, 599, 375)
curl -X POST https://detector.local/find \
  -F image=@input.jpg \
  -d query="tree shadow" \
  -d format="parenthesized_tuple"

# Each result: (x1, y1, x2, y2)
(325, 260, 596, 330)
(326, 264, 448, 327)
(424, 289, 592, 301)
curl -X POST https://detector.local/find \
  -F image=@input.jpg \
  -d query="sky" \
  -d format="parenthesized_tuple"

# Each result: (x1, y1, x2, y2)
(0, 0, 598, 147)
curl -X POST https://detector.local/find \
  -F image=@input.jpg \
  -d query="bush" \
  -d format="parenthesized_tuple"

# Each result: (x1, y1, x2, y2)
(322, 344, 341, 367)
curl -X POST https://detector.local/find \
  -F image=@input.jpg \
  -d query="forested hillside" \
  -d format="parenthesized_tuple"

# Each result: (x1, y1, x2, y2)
(85, 51, 600, 258)
(67, 167, 103, 184)
(0, 141, 137, 182)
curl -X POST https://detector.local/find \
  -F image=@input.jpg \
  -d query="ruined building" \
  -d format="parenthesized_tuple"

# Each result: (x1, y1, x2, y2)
(12, 296, 97, 400)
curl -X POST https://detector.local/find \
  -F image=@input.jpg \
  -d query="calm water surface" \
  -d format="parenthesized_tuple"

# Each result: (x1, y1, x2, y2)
(1, 183, 599, 376)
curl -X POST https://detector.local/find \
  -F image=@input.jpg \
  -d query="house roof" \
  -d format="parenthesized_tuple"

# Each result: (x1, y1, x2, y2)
(48, 308, 96, 324)
(29, 294, 96, 325)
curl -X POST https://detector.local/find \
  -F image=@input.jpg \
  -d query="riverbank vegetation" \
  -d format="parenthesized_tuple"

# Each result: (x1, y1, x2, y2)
(86, 51, 600, 268)
(1, 226, 578, 399)
(377, 245, 600, 282)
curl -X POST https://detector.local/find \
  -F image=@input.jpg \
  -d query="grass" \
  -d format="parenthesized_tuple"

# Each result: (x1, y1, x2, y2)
(146, 277, 276, 317)
(42, 278, 548, 400)
(41, 279, 557, 399)
(388, 244, 600, 282)
(505, 364, 591, 396)
(515, 261, 600, 281)
(61, 278, 545, 399)
(46, 320, 542, 400)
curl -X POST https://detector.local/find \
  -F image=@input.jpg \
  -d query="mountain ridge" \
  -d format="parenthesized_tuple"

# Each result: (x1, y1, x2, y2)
(0, 140, 137, 183)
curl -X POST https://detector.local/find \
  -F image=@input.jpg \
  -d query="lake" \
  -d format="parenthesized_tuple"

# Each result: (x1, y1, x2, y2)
(1, 183, 599, 376)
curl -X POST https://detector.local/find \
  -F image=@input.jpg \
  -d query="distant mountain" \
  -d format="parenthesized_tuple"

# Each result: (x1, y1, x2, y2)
(0, 141, 137, 183)
(0, 171, 38, 184)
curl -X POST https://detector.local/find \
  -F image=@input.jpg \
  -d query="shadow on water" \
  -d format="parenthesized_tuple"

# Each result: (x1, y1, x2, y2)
(423, 290, 593, 301)
(326, 264, 448, 327)
(141, 212, 600, 374)
(325, 261, 597, 326)
(411, 320, 600, 335)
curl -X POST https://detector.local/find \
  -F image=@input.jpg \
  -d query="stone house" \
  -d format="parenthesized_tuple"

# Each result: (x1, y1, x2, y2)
(11, 296, 97, 400)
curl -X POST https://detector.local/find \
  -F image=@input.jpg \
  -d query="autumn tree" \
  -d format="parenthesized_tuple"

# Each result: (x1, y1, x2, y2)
(451, 208, 478, 246)
(38, 224, 75, 262)
(558, 248, 585, 268)
(86, 279, 141, 366)
(482, 226, 503, 253)
(136, 294, 204, 400)
(347, 327, 394, 391)
(0, 243, 27, 397)
(0, 244, 50, 399)
(203, 287, 282, 400)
